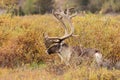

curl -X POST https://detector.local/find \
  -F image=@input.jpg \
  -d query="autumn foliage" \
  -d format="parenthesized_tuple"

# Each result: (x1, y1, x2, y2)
(0, 14, 120, 68)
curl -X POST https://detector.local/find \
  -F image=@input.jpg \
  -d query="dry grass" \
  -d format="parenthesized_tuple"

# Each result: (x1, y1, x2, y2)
(0, 14, 120, 80)
(0, 64, 120, 80)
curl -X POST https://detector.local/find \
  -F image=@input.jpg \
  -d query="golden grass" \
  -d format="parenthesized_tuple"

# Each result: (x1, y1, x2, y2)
(0, 14, 120, 80)
(0, 64, 120, 80)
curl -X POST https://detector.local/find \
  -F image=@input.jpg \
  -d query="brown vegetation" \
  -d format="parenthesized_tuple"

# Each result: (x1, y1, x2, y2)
(0, 14, 120, 80)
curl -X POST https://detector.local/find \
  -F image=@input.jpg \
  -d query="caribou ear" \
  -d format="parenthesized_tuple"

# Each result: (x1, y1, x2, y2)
(94, 49, 100, 53)
(43, 32, 48, 39)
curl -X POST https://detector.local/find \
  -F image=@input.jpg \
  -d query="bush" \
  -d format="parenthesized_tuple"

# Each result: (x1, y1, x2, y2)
(0, 14, 120, 67)
(0, 29, 46, 67)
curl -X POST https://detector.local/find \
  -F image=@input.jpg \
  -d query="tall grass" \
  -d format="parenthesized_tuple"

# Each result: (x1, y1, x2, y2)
(0, 14, 120, 80)
(0, 14, 120, 67)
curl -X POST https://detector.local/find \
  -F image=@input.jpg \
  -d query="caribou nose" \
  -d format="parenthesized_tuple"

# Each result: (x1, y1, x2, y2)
(94, 52, 103, 64)
(45, 50, 49, 55)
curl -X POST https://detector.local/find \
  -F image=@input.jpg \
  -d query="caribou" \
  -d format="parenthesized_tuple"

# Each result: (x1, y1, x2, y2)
(43, 8, 103, 67)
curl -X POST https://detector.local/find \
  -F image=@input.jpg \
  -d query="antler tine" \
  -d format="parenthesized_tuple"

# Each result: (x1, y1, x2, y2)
(60, 16, 74, 40)
(70, 12, 77, 19)
(56, 8, 77, 41)
(52, 10, 68, 35)
(43, 32, 60, 40)
(64, 8, 70, 16)
(43, 9, 69, 42)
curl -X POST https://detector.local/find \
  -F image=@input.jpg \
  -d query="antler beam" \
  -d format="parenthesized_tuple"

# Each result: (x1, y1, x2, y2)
(44, 8, 77, 43)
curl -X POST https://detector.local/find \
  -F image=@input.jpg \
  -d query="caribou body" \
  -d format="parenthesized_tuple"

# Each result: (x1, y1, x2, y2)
(43, 8, 103, 66)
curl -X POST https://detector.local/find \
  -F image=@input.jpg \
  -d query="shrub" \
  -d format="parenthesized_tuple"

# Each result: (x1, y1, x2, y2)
(0, 14, 120, 67)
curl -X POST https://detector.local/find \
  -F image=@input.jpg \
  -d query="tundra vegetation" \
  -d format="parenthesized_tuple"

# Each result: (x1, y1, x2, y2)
(0, 13, 120, 80)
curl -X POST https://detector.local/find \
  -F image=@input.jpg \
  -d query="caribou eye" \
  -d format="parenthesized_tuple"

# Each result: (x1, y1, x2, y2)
(95, 50, 99, 53)
(47, 44, 60, 54)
